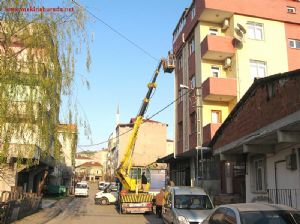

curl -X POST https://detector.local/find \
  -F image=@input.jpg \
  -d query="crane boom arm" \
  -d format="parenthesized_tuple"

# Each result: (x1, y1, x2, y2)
(115, 53, 174, 191)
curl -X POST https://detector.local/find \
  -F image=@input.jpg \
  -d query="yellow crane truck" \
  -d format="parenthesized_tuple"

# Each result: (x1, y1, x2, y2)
(115, 52, 175, 214)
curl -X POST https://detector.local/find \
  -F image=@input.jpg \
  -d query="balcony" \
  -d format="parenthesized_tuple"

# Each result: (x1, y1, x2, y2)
(202, 77, 237, 102)
(201, 35, 235, 60)
(203, 123, 222, 146)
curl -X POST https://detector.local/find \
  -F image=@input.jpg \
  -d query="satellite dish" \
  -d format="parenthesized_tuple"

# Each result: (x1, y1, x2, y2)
(237, 23, 247, 34)
(234, 27, 244, 38)
(233, 38, 243, 49)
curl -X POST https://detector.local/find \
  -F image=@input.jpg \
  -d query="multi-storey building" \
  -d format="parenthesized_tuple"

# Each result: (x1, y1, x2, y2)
(106, 119, 170, 180)
(0, 23, 63, 195)
(171, 0, 300, 188)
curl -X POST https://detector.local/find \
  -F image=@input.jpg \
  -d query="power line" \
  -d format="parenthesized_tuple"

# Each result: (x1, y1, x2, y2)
(78, 88, 193, 147)
(71, 0, 159, 62)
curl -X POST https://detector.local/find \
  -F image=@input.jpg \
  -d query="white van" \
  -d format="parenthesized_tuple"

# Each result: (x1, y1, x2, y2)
(75, 182, 89, 197)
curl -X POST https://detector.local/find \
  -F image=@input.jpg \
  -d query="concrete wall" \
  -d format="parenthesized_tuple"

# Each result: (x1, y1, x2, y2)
(246, 145, 300, 209)
(166, 140, 174, 155)
(58, 130, 76, 167)
(0, 164, 17, 193)
(117, 121, 167, 167)
(234, 15, 289, 98)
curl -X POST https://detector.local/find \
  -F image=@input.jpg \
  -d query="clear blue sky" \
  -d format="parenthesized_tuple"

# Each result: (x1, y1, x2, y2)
(60, 0, 190, 151)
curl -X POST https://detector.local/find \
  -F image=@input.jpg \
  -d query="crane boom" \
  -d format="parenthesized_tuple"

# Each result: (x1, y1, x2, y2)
(115, 53, 174, 192)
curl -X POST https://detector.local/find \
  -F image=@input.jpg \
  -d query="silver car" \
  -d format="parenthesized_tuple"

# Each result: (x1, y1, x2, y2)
(162, 186, 214, 224)
(202, 203, 300, 224)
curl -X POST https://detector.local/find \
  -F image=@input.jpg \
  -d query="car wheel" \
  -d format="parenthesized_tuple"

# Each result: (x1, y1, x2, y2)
(100, 197, 109, 205)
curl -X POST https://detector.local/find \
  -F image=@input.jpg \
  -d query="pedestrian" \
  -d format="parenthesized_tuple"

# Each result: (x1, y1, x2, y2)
(141, 172, 148, 192)
(155, 188, 165, 218)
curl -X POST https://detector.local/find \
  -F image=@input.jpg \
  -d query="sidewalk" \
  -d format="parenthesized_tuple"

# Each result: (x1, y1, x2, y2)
(13, 196, 74, 224)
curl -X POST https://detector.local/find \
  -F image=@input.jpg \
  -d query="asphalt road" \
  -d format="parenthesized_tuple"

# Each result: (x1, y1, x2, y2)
(46, 183, 164, 224)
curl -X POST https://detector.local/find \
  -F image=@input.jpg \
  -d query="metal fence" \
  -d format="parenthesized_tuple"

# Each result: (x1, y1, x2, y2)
(267, 189, 300, 209)
(0, 191, 42, 224)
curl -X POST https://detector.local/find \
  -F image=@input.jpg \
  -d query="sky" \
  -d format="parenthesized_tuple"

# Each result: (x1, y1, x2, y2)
(59, 0, 190, 151)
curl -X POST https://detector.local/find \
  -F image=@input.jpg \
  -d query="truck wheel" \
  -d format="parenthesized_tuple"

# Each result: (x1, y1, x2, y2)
(100, 197, 109, 205)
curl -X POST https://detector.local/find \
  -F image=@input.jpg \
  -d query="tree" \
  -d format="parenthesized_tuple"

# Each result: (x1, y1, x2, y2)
(0, 0, 91, 165)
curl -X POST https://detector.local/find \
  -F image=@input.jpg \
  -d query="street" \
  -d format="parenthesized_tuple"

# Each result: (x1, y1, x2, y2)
(46, 183, 163, 224)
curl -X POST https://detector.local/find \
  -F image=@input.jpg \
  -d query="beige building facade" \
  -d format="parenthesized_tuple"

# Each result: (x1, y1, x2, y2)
(107, 119, 170, 179)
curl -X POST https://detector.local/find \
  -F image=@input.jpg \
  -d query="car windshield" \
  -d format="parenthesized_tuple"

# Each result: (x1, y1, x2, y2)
(174, 195, 213, 210)
(76, 184, 88, 189)
(240, 210, 298, 224)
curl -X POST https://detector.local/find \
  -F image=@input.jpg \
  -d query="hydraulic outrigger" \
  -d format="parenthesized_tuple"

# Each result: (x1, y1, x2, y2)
(115, 52, 175, 214)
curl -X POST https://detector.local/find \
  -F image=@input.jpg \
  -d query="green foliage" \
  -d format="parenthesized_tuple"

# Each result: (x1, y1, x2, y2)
(0, 0, 91, 165)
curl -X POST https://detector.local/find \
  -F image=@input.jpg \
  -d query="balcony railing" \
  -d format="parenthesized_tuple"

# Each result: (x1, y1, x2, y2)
(202, 77, 237, 102)
(267, 189, 300, 209)
(201, 35, 235, 61)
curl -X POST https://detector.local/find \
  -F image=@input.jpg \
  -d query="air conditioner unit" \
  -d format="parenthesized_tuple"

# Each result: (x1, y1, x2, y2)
(221, 19, 229, 31)
(224, 58, 232, 69)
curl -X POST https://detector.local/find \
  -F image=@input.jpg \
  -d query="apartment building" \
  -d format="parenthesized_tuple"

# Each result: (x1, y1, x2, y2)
(0, 23, 63, 195)
(171, 0, 300, 188)
(106, 119, 169, 180)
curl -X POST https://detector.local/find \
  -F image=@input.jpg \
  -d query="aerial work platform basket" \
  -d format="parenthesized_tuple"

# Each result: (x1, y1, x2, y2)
(163, 51, 175, 73)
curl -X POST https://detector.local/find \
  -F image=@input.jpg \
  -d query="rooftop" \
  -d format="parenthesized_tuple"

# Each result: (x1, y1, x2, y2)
(77, 161, 103, 168)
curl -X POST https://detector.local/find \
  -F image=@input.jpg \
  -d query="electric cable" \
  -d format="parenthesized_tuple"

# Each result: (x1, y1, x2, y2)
(78, 88, 193, 147)
(71, 0, 159, 62)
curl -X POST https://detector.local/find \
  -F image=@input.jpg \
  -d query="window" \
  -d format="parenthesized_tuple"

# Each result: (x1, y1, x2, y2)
(247, 22, 264, 40)
(178, 122, 183, 140)
(209, 28, 218, 35)
(211, 110, 222, 123)
(289, 39, 300, 49)
(191, 6, 196, 20)
(253, 158, 265, 192)
(211, 66, 220, 77)
(250, 60, 267, 79)
(190, 112, 196, 134)
(287, 6, 296, 13)
(190, 75, 196, 89)
(189, 37, 195, 55)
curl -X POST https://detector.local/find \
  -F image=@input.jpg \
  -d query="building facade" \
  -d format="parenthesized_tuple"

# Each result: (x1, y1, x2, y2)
(172, 0, 300, 187)
(75, 161, 103, 182)
(211, 69, 300, 208)
(106, 119, 169, 180)
(0, 23, 63, 195)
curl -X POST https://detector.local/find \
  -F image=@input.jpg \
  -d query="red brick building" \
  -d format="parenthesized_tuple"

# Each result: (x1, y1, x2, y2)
(210, 69, 300, 207)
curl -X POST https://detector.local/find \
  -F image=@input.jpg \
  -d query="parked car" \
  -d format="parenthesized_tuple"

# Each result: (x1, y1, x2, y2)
(74, 181, 89, 197)
(95, 183, 119, 205)
(202, 203, 300, 224)
(98, 182, 110, 190)
(162, 186, 214, 224)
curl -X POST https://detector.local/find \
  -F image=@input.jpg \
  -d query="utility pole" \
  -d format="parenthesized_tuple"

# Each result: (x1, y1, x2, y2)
(195, 86, 203, 187)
